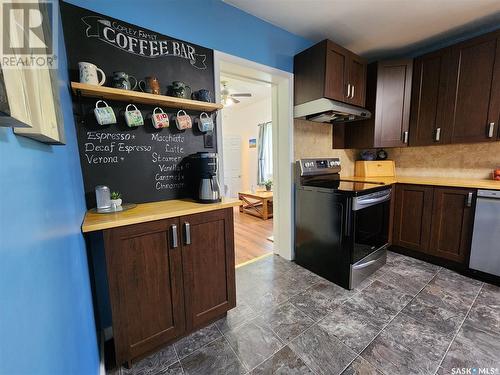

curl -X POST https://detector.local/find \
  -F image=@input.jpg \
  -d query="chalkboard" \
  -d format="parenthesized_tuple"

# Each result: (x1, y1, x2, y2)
(60, 2, 217, 207)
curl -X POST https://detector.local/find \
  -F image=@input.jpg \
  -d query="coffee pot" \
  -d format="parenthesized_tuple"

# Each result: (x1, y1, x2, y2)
(191, 152, 221, 203)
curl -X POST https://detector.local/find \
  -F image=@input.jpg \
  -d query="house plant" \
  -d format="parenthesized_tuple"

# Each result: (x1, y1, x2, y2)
(110, 191, 122, 207)
(263, 179, 273, 191)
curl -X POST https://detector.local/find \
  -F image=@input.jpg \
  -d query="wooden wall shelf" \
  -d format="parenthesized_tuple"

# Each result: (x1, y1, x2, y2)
(71, 82, 223, 112)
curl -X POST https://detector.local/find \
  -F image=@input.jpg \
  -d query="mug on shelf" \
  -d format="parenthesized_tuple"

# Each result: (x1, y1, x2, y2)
(175, 110, 192, 130)
(139, 77, 161, 95)
(124, 104, 144, 127)
(168, 81, 191, 98)
(151, 107, 169, 129)
(94, 100, 116, 125)
(197, 112, 214, 132)
(79, 62, 106, 86)
(111, 71, 137, 91)
(192, 89, 211, 102)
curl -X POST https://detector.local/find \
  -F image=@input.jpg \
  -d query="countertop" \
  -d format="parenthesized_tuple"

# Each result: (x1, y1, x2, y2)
(82, 198, 242, 233)
(342, 175, 500, 190)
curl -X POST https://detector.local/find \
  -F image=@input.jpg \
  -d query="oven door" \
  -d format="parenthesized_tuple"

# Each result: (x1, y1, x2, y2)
(350, 188, 391, 264)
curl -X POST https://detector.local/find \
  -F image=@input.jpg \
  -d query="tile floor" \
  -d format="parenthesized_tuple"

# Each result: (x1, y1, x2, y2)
(111, 251, 500, 375)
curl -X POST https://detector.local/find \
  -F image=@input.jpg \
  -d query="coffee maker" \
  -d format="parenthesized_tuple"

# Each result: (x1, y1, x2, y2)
(192, 152, 221, 203)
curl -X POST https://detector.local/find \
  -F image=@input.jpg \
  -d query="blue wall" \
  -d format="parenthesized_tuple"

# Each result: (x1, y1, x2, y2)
(0, 1, 310, 374)
(0, 5, 99, 375)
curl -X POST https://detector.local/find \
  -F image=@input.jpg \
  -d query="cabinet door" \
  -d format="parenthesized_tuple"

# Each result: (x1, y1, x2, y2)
(180, 208, 236, 330)
(409, 49, 450, 146)
(446, 32, 500, 143)
(374, 60, 413, 147)
(104, 219, 185, 366)
(347, 54, 367, 107)
(429, 188, 475, 263)
(324, 43, 350, 102)
(392, 184, 433, 252)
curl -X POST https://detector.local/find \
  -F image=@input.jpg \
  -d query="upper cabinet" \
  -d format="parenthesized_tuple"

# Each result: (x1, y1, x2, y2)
(295, 40, 367, 107)
(445, 31, 500, 143)
(333, 59, 413, 149)
(409, 49, 450, 146)
(410, 29, 500, 146)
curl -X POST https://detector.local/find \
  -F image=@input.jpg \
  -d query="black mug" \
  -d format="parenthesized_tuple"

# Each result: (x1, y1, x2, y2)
(192, 89, 211, 102)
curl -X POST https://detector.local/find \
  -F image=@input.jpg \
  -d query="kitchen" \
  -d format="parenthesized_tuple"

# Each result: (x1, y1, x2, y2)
(1, 1, 499, 375)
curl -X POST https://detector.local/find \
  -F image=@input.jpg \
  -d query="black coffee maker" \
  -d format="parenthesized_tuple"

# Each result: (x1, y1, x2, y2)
(191, 152, 221, 203)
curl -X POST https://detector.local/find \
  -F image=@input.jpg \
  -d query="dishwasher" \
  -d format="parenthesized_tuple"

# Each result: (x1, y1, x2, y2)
(469, 189, 500, 276)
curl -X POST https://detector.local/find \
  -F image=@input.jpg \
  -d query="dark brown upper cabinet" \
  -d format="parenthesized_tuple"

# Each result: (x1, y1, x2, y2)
(409, 49, 451, 146)
(294, 40, 367, 107)
(445, 31, 500, 143)
(333, 60, 413, 149)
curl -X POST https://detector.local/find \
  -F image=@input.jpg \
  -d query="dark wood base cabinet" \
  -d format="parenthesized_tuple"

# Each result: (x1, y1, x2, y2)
(103, 208, 236, 367)
(392, 184, 475, 265)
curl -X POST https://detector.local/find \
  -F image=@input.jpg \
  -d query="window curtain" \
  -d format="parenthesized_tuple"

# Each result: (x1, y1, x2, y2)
(257, 122, 273, 185)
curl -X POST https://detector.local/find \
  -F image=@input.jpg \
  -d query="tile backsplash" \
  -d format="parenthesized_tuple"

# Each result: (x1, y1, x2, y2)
(387, 142, 500, 179)
(294, 119, 356, 176)
(294, 119, 500, 179)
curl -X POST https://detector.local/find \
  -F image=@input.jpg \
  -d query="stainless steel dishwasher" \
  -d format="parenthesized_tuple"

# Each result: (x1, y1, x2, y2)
(469, 189, 500, 276)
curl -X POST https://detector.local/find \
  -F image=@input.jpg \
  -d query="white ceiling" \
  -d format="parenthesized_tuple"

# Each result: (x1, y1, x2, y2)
(220, 74, 271, 108)
(224, 0, 500, 59)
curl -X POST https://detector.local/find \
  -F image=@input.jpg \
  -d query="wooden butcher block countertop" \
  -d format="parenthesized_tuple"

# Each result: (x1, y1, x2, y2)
(343, 176, 500, 190)
(82, 198, 242, 233)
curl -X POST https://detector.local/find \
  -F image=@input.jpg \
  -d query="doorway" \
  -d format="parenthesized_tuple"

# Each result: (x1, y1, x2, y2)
(214, 51, 294, 263)
(219, 75, 274, 265)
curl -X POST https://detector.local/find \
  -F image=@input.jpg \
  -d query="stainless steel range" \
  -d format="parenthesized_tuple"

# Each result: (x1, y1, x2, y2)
(294, 158, 392, 290)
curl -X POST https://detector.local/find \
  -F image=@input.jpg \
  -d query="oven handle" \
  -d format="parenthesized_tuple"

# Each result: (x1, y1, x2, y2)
(352, 259, 379, 270)
(352, 189, 391, 211)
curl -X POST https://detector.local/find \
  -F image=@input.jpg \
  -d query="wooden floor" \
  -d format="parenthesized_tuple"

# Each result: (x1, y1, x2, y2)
(233, 207, 274, 266)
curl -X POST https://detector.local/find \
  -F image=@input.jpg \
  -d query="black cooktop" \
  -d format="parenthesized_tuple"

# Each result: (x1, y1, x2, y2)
(302, 178, 388, 194)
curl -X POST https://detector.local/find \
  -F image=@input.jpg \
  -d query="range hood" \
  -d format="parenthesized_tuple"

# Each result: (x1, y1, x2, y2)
(294, 98, 371, 123)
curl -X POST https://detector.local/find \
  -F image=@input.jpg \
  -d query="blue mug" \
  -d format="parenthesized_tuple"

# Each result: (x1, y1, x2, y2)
(192, 89, 211, 102)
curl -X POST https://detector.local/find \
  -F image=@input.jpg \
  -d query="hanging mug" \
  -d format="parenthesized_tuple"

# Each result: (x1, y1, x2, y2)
(124, 104, 144, 127)
(197, 112, 214, 132)
(94, 100, 116, 125)
(175, 110, 192, 130)
(79, 62, 106, 86)
(151, 107, 169, 129)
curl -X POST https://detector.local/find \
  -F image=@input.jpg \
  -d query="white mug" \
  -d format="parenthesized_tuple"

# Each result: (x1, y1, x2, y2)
(79, 62, 106, 86)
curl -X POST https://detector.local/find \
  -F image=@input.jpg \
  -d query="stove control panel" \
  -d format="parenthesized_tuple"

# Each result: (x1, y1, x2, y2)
(298, 158, 341, 176)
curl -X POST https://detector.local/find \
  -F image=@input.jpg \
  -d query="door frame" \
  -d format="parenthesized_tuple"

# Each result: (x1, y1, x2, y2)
(214, 51, 294, 260)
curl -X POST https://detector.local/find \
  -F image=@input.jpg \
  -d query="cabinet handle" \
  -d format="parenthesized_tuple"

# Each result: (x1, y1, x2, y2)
(435, 128, 441, 142)
(184, 222, 191, 245)
(351, 84, 355, 99)
(170, 224, 178, 248)
(403, 131, 409, 144)
(466, 192, 473, 207)
(346, 83, 351, 99)
(488, 122, 495, 138)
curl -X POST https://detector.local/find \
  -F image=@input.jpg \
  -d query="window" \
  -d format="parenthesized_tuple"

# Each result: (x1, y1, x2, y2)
(257, 121, 272, 185)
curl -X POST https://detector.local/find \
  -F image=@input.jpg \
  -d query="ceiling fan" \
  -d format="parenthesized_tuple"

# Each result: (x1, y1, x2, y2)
(220, 81, 252, 106)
